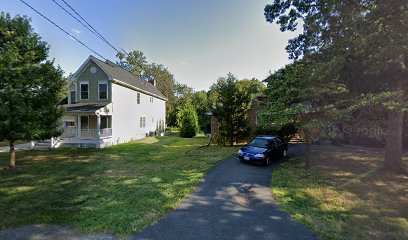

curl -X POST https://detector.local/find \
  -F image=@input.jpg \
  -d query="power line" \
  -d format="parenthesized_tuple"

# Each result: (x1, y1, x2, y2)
(20, 0, 164, 90)
(59, 0, 124, 55)
(18, 0, 108, 61)
(50, 0, 99, 38)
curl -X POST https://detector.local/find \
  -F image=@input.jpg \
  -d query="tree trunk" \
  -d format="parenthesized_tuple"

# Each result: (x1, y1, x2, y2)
(384, 110, 405, 173)
(9, 141, 16, 169)
(304, 136, 311, 169)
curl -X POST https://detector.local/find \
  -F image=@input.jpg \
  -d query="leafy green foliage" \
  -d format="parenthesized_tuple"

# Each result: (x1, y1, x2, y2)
(264, 0, 408, 172)
(191, 91, 211, 134)
(177, 101, 199, 138)
(237, 78, 266, 98)
(259, 62, 303, 135)
(0, 13, 66, 150)
(211, 73, 251, 146)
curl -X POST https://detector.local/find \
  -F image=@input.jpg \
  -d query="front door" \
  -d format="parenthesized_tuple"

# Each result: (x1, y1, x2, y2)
(80, 116, 89, 129)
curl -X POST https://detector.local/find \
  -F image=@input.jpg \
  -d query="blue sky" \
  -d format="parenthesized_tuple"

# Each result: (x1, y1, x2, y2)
(2, 0, 299, 90)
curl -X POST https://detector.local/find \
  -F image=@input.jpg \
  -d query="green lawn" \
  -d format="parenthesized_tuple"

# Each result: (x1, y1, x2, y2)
(0, 135, 239, 236)
(272, 145, 408, 240)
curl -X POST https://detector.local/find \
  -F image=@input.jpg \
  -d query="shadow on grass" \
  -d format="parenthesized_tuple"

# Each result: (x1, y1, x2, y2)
(272, 145, 408, 240)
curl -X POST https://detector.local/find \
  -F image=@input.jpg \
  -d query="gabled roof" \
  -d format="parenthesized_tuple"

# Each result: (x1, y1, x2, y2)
(73, 56, 167, 101)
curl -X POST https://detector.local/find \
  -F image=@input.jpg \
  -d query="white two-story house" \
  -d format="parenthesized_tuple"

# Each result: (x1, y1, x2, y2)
(56, 55, 167, 148)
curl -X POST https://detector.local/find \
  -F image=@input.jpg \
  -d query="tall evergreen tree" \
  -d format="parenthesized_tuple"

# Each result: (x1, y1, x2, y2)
(178, 101, 199, 138)
(0, 13, 66, 168)
(211, 73, 251, 146)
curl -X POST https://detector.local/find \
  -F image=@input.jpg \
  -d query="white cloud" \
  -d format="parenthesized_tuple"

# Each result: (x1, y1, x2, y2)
(71, 28, 81, 35)
(180, 61, 192, 66)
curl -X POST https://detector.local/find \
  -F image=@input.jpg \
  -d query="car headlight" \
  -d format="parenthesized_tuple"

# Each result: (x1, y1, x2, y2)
(238, 150, 243, 155)
(254, 153, 265, 158)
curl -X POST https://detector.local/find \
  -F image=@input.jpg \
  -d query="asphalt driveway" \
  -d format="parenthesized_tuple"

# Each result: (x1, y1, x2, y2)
(132, 144, 317, 240)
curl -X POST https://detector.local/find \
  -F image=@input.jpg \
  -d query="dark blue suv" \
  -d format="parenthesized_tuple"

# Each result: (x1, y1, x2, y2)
(237, 136, 288, 165)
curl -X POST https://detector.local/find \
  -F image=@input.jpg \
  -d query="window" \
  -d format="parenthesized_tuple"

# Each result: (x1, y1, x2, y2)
(139, 117, 146, 128)
(137, 93, 141, 104)
(70, 91, 76, 104)
(80, 116, 89, 129)
(101, 116, 111, 129)
(150, 96, 154, 103)
(65, 121, 75, 127)
(80, 82, 89, 100)
(98, 82, 108, 100)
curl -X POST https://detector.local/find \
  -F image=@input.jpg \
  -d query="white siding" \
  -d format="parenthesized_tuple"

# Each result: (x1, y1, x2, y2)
(111, 83, 166, 144)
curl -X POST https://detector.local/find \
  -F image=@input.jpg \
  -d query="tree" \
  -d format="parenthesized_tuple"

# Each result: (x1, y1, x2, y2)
(265, 1, 408, 172)
(0, 13, 66, 168)
(211, 73, 251, 146)
(192, 91, 211, 134)
(237, 78, 266, 98)
(259, 62, 303, 138)
(178, 101, 199, 138)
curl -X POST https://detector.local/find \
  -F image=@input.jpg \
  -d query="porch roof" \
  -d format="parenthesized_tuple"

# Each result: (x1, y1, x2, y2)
(62, 103, 108, 113)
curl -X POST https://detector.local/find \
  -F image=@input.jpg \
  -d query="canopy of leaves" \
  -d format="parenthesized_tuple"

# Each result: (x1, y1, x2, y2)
(0, 13, 66, 142)
(264, 0, 408, 171)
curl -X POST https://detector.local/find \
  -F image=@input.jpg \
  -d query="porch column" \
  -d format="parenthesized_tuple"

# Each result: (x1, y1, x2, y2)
(96, 114, 101, 139)
(77, 115, 81, 138)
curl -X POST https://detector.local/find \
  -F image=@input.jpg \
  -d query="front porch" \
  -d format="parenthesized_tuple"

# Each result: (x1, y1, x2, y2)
(57, 103, 113, 148)
(61, 115, 112, 140)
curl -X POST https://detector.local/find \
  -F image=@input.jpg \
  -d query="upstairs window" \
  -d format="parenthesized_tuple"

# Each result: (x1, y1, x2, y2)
(80, 82, 89, 100)
(70, 91, 76, 104)
(137, 92, 141, 104)
(98, 82, 108, 100)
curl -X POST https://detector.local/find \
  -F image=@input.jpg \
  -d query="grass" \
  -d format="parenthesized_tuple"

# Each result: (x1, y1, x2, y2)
(272, 144, 408, 240)
(0, 140, 26, 147)
(0, 135, 239, 236)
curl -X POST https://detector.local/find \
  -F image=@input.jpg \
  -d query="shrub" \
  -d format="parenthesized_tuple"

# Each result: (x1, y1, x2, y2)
(178, 102, 199, 138)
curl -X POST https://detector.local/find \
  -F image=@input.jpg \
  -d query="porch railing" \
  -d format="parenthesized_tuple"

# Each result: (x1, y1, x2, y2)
(100, 128, 112, 138)
(61, 127, 76, 138)
(80, 129, 98, 139)
(61, 128, 112, 139)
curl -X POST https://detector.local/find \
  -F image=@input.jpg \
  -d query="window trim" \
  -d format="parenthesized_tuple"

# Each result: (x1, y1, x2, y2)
(80, 81, 89, 100)
(98, 81, 108, 100)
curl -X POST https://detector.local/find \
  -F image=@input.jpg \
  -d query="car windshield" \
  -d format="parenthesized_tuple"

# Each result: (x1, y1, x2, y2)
(248, 138, 270, 148)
